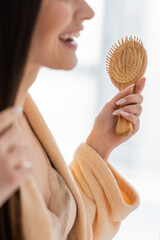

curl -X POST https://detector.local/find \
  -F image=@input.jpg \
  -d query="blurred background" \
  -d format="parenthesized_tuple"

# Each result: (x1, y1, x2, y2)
(29, 0, 160, 239)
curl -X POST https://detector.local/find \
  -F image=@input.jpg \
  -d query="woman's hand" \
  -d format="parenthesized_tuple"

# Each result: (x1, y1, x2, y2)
(86, 77, 146, 161)
(0, 107, 32, 207)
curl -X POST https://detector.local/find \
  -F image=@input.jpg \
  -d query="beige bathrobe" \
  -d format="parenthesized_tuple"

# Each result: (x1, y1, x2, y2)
(20, 92, 140, 240)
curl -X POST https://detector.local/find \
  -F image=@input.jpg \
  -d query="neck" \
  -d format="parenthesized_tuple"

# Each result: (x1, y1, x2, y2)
(14, 63, 41, 107)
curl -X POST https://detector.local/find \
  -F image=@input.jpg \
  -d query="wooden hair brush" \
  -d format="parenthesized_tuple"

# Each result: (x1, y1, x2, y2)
(106, 36, 147, 136)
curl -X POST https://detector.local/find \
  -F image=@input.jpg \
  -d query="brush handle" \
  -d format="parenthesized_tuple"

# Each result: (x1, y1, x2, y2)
(115, 86, 136, 136)
(115, 115, 133, 136)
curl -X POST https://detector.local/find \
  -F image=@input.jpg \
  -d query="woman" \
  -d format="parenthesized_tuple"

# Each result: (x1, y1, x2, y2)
(0, 0, 146, 240)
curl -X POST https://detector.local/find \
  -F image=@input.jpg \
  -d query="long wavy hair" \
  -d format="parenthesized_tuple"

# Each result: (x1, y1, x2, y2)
(0, 1, 42, 239)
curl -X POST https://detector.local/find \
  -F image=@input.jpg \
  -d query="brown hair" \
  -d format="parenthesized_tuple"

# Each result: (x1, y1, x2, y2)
(0, 1, 42, 239)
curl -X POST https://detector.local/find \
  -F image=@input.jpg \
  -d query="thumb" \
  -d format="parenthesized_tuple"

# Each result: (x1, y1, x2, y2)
(134, 77, 146, 94)
(110, 83, 135, 107)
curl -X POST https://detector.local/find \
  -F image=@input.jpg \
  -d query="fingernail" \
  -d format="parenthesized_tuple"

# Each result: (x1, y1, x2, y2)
(112, 109, 123, 115)
(125, 84, 135, 90)
(23, 161, 32, 169)
(116, 98, 126, 105)
(121, 111, 129, 116)
(13, 106, 23, 114)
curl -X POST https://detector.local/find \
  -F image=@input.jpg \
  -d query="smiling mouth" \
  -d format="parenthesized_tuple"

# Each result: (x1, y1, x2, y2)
(59, 32, 80, 49)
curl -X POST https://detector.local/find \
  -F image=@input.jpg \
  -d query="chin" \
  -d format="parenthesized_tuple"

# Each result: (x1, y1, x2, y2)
(63, 62, 77, 70)
(53, 58, 77, 70)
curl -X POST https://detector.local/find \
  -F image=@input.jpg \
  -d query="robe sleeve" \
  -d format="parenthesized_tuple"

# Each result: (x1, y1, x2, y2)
(69, 143, 140, 240)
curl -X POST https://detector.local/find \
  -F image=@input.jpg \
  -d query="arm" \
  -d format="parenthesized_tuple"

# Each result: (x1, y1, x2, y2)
(69, 143, 139, 240)
(69, 77, 145, 239)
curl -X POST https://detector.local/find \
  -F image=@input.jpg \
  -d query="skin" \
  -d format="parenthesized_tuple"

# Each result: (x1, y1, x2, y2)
(86, 78, 146, 161)
(0, 0, 146, 206)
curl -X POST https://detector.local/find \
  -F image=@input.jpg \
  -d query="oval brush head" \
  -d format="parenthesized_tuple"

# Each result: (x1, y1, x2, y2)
(106, 36, 148, 136)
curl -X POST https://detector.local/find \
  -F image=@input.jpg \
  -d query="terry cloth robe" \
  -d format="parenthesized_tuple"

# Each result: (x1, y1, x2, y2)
(20, 92, 140, 240)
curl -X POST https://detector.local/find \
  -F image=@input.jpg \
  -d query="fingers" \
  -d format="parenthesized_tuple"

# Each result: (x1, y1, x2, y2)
(112, 77, 145, 119)
(113, 104, 142, 117)
(110, 83, 136, 107)
(0, 143, 31, 174)
(120, 112, 140, 135)
(9, 164, 32, 187)
(134, 77, 146, 94)
(0, 166, 32, 207)
(0, 148, 32, 207)
(3, 145, 28, 168)
(112, 110, 140, 135)
(109, 77, 146, 137)
(0, 106, 32, 207)
(12, 168, 32, 189)
(110, 77, 146, 108)
(0, 127, 24, 155)
(116, 93, 143, 106)
(122, 104, 142, 117)
(0, 106, 22, 134)
(0, 144, 32, 207)
(3, 159, 32, 183)
(0, 106, 24, 156)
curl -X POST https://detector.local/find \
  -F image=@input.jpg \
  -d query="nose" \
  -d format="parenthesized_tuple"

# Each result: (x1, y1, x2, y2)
(74, 1, 95, 22)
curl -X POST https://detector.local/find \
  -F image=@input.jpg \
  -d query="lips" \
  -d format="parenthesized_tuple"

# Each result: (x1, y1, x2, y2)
(59, 32, 80, 41)
(59, 36, 78, 50)
(59, 31, 81, 49)
(59, 27, 83, 49)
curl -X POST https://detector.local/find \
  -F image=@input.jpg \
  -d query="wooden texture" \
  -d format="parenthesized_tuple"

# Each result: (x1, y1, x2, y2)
(116, 115, 133, 137)
(106, 36, 147, 136)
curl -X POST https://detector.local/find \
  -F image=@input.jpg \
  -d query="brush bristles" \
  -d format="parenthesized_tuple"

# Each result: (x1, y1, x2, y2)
(106, 36, 147, 90)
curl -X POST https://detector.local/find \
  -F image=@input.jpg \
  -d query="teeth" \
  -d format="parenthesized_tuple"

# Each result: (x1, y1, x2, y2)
(60, 32, 80, 41)
(71, 40, 77, 45)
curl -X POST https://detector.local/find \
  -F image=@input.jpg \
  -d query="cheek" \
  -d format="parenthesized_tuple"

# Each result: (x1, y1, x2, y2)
(38, 2, 72, 41)
(29, 2, 74, 68)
